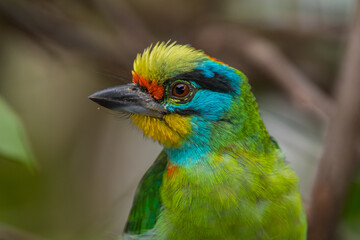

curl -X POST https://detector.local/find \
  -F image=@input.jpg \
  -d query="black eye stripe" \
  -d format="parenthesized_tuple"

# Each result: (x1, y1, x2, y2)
(173, 108, 199, 116)
(166, 69, 233, 93)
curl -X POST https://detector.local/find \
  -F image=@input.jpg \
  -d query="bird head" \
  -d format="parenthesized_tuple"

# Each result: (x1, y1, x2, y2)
(89, 42, 262, 154)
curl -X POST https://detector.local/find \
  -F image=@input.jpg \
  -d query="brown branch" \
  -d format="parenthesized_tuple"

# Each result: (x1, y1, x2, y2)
(307, 1, 360, 239)
(195, 24, 334, 120)
(90, 0, 156, 63)
(91, 0, 156, 45)
(0, 1, 129, 72)
(0, 223, 46, 240)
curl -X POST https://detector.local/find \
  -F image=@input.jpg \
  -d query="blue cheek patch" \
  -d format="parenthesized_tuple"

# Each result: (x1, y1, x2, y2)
(164, 90, 233, 167)
(166, 90, 233, 121)
(164, 59, 244, 167)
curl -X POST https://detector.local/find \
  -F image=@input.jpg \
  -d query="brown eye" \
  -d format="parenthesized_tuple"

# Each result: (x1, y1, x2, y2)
(172, 83, 190, 98)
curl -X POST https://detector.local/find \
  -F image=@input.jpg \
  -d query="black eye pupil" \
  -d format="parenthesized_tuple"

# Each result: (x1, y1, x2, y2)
(171, 82, 190, 98)
(175, 85, 185, 95)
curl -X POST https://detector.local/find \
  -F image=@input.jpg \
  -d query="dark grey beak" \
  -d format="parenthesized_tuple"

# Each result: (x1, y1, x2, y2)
(89, 83, 165, 118)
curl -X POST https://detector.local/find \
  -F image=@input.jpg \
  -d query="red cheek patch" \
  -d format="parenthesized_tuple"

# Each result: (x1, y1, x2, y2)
(132, 71, 164, 100)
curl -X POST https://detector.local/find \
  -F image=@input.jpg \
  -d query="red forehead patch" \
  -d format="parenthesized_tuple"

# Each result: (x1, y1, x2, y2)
(132, 72, 164, 100)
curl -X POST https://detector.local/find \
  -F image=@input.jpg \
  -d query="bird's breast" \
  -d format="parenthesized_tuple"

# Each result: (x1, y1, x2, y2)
(160, 156, 245, 227)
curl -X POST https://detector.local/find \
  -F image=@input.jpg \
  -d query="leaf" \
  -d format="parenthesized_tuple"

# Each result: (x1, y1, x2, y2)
(0, 96, 36, 168)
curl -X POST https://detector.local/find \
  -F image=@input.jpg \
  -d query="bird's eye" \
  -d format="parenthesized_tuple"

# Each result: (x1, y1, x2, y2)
(171, 83, 190, 98)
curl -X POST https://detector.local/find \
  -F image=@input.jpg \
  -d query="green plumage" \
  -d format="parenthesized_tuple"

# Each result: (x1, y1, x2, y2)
(125, 151, 167, 235)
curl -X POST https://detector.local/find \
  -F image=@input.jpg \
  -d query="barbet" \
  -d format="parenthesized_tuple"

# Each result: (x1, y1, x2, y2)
(89, 42, 307, 240)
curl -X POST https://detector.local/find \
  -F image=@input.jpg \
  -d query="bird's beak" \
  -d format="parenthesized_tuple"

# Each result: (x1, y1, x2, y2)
(89, 83, 165, 118)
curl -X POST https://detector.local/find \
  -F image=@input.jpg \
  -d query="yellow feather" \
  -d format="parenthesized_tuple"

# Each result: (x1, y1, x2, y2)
(133, 41, 206, 83)
(131, 113, 191, 147)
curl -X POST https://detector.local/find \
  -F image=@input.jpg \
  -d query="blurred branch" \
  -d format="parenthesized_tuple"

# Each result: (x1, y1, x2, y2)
(0, 0, 129, 73)
(0, 1, 336, 120)
(308, 1, 360, 239)
(0, 223, 46, 240)
(91, 0, 156, 45)
(196, 24, 334, 120)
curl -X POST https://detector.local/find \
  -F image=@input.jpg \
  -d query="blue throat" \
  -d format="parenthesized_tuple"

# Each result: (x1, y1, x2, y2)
(164, 115, 212, 167)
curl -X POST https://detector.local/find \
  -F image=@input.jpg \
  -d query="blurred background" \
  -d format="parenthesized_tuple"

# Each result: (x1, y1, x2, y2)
(0, 0, 359, 239)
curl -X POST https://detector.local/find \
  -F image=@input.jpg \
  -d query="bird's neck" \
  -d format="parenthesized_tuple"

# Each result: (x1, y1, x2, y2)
(164, 82, 276, 167)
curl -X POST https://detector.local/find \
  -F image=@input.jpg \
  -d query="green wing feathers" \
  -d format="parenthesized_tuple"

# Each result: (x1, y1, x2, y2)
(124, 151, 168, 234)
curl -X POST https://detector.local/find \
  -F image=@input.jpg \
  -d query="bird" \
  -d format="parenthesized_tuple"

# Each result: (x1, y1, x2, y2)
(89, 42, 307, 240)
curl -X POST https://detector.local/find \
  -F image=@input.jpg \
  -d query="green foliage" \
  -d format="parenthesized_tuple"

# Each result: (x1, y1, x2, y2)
(0, 96, 36, 168)
(342, 173, 360, 238)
